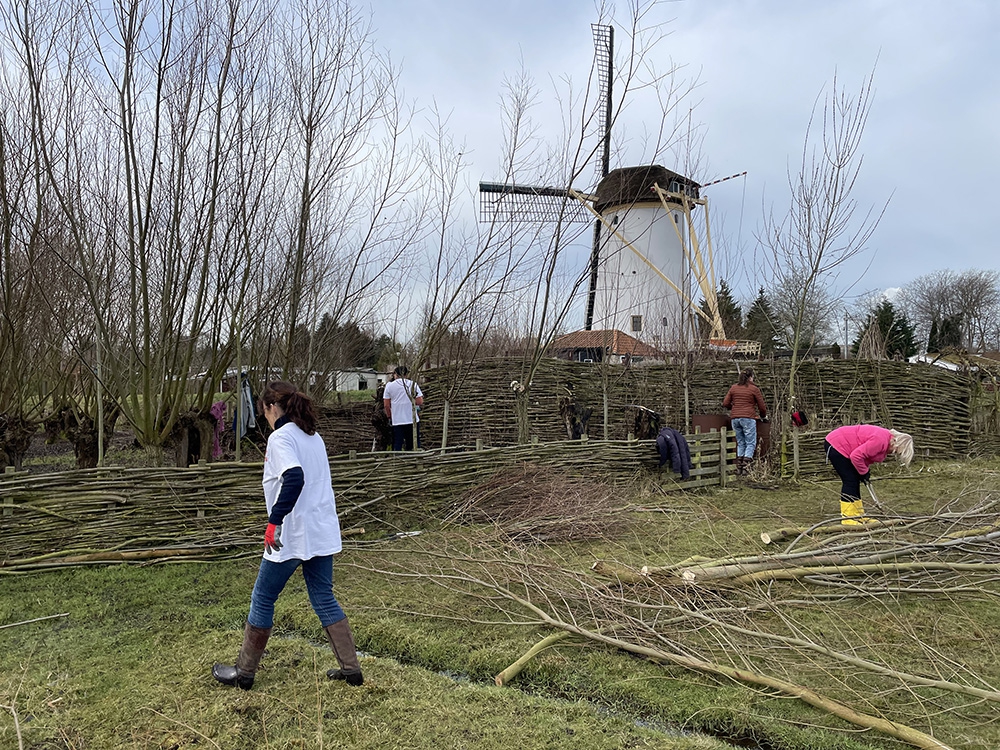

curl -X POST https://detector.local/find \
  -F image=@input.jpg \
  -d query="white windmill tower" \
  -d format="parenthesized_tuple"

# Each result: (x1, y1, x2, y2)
(582, 165, 721, 349)
(480, 25, 744, 358)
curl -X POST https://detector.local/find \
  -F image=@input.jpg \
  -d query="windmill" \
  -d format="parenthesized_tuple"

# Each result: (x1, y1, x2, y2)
(479, 24, 735, 353)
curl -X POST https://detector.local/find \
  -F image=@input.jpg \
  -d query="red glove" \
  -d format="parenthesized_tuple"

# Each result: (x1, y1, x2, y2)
(264, 523, 283, 554)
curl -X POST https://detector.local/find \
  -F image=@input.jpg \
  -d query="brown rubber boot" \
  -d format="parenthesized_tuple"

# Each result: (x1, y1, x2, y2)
(324, 618, 364, 686)
(212, 623, 272, 690)
(734, 457, 745, 475)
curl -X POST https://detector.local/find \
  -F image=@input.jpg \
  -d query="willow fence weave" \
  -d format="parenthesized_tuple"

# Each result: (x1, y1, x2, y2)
(411, 357, 973, 461)
(0, 431, 732, 571)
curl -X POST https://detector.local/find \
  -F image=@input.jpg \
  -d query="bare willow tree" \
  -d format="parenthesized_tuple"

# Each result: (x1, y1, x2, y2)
(1, 0, 426, 462)
(62, 0, 274, 457)
(898, 268, 1000, 353)
(0, 0, 96, 468)
(277, 0, 423, 386)
(758, 69, 885, 422)
(396, 88, 558, 447)
(769, 269, 839, 350)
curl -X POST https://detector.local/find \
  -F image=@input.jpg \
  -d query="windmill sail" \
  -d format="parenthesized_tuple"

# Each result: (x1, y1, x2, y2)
(478, 182, 590, 224)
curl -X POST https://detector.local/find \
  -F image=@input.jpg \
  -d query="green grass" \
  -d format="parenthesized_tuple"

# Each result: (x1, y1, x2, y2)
(0, 562, 728, 749)
(3, 458, 1000, 749)
(327, 389, 379, 405)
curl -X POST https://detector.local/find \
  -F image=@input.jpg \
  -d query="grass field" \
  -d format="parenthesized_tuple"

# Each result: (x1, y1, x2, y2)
(2, 456, 999, 749)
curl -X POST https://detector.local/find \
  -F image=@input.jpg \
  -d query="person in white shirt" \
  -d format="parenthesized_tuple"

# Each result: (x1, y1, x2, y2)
(382, 365, 424, 451)
(212, 381, 363, 689)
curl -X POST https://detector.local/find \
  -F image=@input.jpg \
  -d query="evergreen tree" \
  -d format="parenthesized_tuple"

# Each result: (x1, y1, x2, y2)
(698, 279, 744, 340)
(882, 303, 918, 359)
(937, 313, 964, 350)
(851, 300, 918, 359)
(744, 287, 781, 356)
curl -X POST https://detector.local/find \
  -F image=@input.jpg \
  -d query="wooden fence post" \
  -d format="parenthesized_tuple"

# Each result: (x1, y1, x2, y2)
(719, 428, 728, 488)
(441, 399, 450, 451)
(792, 429, 800, 479)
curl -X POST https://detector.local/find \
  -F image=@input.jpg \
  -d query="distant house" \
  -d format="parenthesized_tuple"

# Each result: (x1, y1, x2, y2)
(334, 368, 381, 392)
(908, 351, 1000, 373)
(549, 329, 664, 364)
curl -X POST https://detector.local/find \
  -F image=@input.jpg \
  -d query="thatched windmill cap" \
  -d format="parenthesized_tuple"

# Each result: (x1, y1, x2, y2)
(593, 165, 701, 214)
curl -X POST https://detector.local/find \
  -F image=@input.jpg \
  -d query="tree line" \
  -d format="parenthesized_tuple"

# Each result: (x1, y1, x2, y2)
(703, 268, 1000, 360)
(2, 0, 986, 472)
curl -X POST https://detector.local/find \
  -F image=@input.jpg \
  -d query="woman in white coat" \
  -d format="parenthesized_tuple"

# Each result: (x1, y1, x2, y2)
(212, 381, 363, 689)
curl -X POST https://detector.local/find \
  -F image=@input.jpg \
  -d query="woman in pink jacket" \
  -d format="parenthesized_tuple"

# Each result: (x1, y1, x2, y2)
(825, 424, 914, 524)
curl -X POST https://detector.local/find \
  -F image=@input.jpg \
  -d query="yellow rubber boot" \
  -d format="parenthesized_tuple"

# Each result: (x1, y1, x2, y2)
(840, 499, 867, 526)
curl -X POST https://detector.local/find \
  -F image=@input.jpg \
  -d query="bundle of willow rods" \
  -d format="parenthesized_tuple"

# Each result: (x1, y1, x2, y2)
(0, 435, 727, 570)
(444, 464, 632, 544)
(622, 494, 1000, 587)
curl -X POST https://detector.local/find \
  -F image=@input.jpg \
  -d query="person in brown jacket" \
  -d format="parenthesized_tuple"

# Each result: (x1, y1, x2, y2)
(723, 368, 767, 475)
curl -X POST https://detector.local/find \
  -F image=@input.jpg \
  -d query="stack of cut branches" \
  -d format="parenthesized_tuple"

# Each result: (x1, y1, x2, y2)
(360, 493, 1000, 750)
(666, 495, 1000, 585)
(444, 464, 631, 543)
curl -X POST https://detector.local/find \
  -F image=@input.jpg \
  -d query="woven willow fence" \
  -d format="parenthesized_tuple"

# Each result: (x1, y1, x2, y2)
(414, 357, 974, 462)
(1, 356, 979, 571)
(0, 431, 731, 571)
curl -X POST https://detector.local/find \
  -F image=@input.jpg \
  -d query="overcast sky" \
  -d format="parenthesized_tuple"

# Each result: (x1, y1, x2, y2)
(370, 0, 997, 323)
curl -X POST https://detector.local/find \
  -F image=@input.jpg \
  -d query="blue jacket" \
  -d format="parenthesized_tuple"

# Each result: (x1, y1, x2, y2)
(656, 427, 692, 480)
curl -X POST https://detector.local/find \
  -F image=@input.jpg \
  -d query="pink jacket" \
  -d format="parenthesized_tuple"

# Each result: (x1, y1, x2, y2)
(826, 425, 892, 476)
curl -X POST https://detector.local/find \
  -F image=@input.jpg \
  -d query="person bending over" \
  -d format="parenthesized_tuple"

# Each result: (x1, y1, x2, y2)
(824, 424, 913, 525)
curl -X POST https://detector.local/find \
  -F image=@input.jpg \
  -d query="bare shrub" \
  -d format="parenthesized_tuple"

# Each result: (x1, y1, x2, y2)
(445, 464, 630, 543)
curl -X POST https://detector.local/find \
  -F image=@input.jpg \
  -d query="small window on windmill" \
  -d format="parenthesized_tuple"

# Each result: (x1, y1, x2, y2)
(661, 317, 669, 327)
(612, 214, 620, 226)
(631, 315, 643, 332)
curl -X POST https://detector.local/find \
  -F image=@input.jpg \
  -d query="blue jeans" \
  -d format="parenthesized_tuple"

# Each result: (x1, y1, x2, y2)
(247, 555, 346, 629)
(732, 417, 757, 458)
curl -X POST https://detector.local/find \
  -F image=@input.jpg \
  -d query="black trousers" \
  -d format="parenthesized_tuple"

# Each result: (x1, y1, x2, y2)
(392, 422, 421, 451)
(825, 440, 862, 502)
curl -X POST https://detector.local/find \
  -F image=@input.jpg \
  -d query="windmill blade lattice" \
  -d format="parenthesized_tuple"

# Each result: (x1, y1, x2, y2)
(591, 23, 613, 185)
(478, 182, 591, 224)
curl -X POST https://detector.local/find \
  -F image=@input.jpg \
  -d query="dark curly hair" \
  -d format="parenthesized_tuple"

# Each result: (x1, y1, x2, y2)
(261, 381, 319, 435)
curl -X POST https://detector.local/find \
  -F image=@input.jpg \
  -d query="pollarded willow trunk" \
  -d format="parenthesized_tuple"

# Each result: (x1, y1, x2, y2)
(514, 389, 531, 444)
(0, 415, 34, 471)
